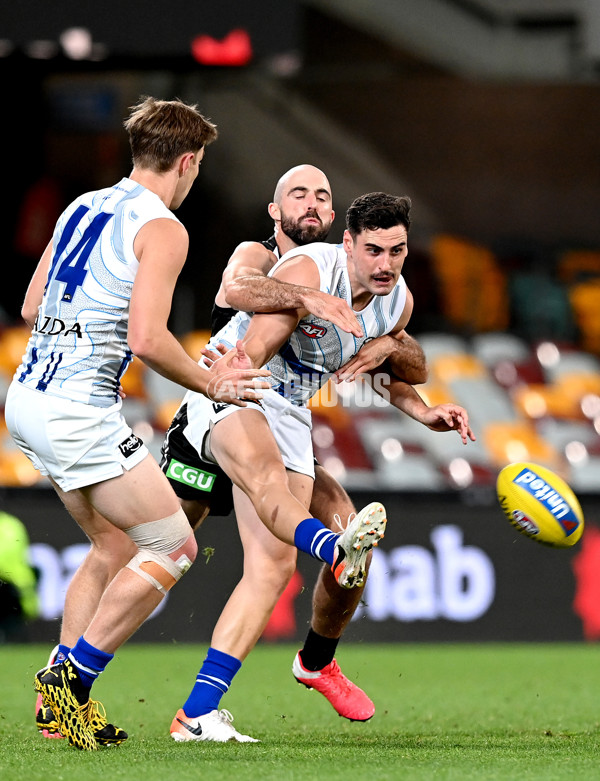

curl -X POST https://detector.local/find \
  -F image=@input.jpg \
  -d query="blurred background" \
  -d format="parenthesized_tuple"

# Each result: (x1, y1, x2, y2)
(1, 0, 600, 644)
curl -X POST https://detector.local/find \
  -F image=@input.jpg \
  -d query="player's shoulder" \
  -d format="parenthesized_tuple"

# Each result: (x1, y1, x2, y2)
(285, 241, 338, 258)
(272, 241, 340, 273)
(227, 239, 278, 271)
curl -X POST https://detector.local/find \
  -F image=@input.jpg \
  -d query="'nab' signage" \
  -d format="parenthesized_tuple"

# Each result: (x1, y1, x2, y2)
(356, 526, 495, 623)
(3, 488, 588, 643)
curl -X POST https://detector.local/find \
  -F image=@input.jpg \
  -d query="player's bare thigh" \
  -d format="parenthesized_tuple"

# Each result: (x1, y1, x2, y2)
(51, 476, 137, 555)
(67, 454, 182, 535)
(209, 408, 289, 495)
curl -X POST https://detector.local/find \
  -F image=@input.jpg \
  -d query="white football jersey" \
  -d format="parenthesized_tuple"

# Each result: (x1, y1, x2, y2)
(15, 178, 180, 406)
(206, 242, 407, 405)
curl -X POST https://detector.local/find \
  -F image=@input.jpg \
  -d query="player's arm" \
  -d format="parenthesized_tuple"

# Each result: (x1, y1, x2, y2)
(336, 329, 428, 385)
(238, 254, 321, 368)
(334, 286, 427, 384)
(371, 374, 475, 445)
(222, 242, 362, 337)
(129, 219, 269, 405)
(21, 241, 53, 328)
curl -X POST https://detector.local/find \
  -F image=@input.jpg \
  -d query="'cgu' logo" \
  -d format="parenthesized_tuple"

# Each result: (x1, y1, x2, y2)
(299, 323, 328, 339)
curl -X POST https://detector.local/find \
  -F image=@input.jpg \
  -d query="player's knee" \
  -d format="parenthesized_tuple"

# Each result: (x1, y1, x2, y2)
(176, 531, 198, 564)
(243, 458, 287, 494)
(124, 508, 196, 595)
(245, 464, 291, 510)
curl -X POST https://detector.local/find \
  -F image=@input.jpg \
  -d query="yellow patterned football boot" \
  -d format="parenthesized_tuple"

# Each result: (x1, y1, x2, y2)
(34, 660, 97, 751)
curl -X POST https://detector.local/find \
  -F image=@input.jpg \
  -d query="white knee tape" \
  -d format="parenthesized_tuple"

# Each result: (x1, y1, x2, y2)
(125, 508, 193, 594)
(124, 508, 191, 553)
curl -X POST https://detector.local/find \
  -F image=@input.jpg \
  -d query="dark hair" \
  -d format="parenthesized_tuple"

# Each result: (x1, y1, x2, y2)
(124, 96, 218, 173)
(346, 192, 412, 238)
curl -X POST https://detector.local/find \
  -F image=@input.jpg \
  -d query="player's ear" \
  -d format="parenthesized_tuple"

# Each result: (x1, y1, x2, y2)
(342, 229, 353, 252)
(268, 201, 281, 222)
(179, 152, 195, 176)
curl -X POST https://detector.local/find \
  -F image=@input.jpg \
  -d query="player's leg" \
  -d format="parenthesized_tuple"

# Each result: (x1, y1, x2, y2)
(35, 485, 136, 742)
(35, 456, 197, 749)
(55, 483, 138, 647)
(171, 474, 311, 743)
(292, 465, 375, 721)
(74, 455, 197, 651)
(209, 406, 385, 585)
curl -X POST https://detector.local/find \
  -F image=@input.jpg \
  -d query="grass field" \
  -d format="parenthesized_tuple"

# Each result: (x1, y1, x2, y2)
(1, 643, 599, 780)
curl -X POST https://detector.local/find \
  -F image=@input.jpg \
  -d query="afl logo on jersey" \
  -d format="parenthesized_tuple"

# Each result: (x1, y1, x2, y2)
(299, 323, 328, 339)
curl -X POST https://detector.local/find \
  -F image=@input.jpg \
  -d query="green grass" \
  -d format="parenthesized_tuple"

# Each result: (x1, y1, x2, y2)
(1, 643, 599, 780)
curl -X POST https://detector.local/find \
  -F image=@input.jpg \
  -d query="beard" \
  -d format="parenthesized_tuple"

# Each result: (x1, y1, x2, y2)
(280, 212, 331, 245)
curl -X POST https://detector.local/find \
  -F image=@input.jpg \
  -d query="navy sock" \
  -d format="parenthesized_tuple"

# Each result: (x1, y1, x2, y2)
(183, 647, 242, 718)
(294, 517, 337, 565)
(68, 635, 114, 690)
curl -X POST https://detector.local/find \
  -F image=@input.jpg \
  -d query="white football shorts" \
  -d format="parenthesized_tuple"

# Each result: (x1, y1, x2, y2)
(183, 388, 315, 479)
(5, 381, 149, 492)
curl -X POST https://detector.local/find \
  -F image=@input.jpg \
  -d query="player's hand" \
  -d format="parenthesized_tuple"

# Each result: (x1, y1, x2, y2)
(334, 335, 396, 381)
(300, 289, 363, 337)
(201, 342, 228, 368)
(417, 403, 476, 445)
(206, 340, 270, 408)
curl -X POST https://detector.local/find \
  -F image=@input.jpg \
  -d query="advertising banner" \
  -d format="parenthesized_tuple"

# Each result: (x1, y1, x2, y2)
(1, 488, 597, 645)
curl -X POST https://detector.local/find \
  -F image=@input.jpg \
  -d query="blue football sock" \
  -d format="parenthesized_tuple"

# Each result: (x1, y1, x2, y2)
(68, 636, 114, 689)
(183, 647, 242, 718)
(293, 517, 338, 565)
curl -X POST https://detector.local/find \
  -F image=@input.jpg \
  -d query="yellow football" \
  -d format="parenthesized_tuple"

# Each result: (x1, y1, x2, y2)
(496, 462, 584, 548)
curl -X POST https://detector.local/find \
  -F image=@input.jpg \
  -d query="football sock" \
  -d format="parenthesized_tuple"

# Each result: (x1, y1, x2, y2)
(294, 518, 337, 564)
(183, 647, 242, 718)
(56, 644, 71, 664)
(68, 635, 114, 696)
(299, 628, 340, 671)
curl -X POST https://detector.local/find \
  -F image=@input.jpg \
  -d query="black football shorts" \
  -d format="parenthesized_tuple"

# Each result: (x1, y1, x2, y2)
(159, 403, 234, 517)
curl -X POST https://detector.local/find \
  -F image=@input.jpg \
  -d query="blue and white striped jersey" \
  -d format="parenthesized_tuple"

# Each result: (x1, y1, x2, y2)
(207, 242, 407, 405)
(15, 178, 180, 407)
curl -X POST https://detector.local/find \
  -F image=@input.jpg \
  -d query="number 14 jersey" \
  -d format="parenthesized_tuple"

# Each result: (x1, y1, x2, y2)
(16, 178, 180, 407)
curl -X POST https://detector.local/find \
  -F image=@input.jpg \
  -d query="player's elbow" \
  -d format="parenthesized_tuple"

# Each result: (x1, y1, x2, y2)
(390, 361, 428, 385)
(406, 363, 429, 385)
(21, 303, 37, 330)
(127, 327, 158, 363)
(222, 279, 246, 310)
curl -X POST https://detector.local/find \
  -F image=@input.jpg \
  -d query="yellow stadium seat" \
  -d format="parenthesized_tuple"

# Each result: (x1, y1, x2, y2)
(418, 380, 457, 408)
(512, 383, 585, 420)
(0, 421, 44, 487)
(430, 353, 488, 384)
(430, 234, 509, 333)
(556, 371, 600, 397)
(180, 330, 213, 362)
(568, 280, 600, 354)
(482, 421, 561, 471)
(0, 325, 31, 379)
(120, 356, 147, 399)
(513, 370, 600, 421)
(153, 399, 182, 432)
(307, 383, 351, 428)
(558, 250, 600, 285)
